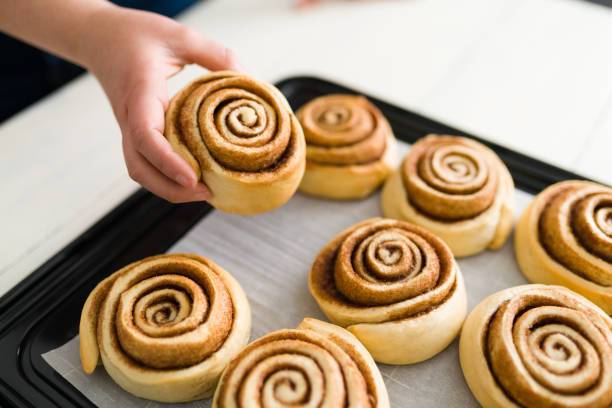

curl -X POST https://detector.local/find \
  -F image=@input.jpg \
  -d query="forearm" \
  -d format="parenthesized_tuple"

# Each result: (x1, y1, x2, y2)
(0, 0, 114, 67)
(1, 0, 238, 202)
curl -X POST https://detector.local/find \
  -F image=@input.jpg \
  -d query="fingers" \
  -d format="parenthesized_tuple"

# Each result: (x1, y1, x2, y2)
(295, 0, 321, 7)
(123, 135, 211, 203)
(125, 75, 198, 188)
(173, 27, 243, 72)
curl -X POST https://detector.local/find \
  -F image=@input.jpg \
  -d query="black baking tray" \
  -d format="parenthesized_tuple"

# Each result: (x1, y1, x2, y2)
(583, 0, 612, 8)
(0, 76, 593, 408)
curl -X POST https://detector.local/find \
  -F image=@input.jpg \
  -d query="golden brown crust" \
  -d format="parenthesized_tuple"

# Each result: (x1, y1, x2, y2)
(296, 94, 397, 199)
(309, 218, 467, 364)
(381, 134, 514, 257)
(164, 71, 305, 214)
(79, 254, 251, 402)
(515, 180, 612, 313)
(460, 284, 612, 408)
(212, 318, 389, 408)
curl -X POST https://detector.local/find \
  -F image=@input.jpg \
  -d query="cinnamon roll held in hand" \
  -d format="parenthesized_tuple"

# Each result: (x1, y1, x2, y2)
(381, 135, 514, 257)
(213, 318, 389, 408)
(165, 72, 306, 214)
(296, 94, 397, 199)
(309, 218, 467, 364)
(79, 254, 251, 402)
(515, 180, 612, 313)
(460, 284, 612, 408)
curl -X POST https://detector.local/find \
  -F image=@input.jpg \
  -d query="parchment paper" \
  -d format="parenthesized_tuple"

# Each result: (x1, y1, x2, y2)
(43, 142, 533, 407)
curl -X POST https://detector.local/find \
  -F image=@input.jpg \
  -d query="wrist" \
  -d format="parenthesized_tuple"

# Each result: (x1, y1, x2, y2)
(75, 2, 123, 71)
(0, 0, 115, 69)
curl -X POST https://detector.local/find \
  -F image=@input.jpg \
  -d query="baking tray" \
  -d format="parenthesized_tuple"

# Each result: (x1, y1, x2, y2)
(0, 76, 590, 408)
(583, 0, 612, 8)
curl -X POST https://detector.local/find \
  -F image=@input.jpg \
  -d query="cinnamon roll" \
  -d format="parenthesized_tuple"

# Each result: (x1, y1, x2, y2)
(309, 218, 467, 364)
(165, 71, 306, 214)
(296, 94, 397, 199)
(213, 318, 389, 408)
(79, 254, 251, 402)
(460, 284, 612, 408)
(381, 135, 514, 257)
(515, 180, 612, 313)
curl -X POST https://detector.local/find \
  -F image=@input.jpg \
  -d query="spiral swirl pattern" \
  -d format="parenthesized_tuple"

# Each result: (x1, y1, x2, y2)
(213, 318, 389, 408)
(298, 94, 389, 165)
(515, 180, 612, 313)
(296, 94, 396, 199)
(539, 182, 611, 285)
(402, 135, 506, 219)
(309, 218, 467, 364)
(165, 71, 305, 214)
(381, 134, 514, 257)
(460, 285, 612, 408)
(79, 254, 251, 402)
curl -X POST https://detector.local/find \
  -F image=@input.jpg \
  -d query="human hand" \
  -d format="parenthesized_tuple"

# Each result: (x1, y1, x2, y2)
(295, 0, 321, 7)
(295, 0, 373, 8)
(82, 5, 242, 203)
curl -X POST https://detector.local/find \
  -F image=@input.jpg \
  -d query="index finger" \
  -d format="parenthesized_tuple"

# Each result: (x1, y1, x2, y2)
(125, 76, 197, 188)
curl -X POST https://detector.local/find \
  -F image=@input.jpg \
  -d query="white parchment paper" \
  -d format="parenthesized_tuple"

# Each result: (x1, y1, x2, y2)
(43, 142, 533, 407)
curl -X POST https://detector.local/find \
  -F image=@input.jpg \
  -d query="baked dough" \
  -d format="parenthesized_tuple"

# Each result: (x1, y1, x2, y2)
(213, 318, 389, 408)
(296, 94, 397, 199)
(515, 180, 612, 313)
(460, 284, 612, 408)
(79, 254, 251, 402)
(309, 217, 467, 364)
(382, 134, 514, 257)
(165, 71, 305, 215)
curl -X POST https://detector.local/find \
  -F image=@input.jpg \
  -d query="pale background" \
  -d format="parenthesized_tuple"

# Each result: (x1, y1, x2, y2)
(1, 0, 611, 295)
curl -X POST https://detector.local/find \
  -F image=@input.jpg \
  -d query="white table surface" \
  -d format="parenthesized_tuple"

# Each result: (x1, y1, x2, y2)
(1, 0, 611, 296)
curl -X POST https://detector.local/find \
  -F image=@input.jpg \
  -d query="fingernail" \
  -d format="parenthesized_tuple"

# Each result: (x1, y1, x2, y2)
(176, 175, 192, 187)
(233, 62, 248, 73)
(196, 194, 210, 202)
(195, 184, 212, 200)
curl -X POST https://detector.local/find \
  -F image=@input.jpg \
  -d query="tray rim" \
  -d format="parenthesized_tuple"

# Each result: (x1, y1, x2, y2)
(0, 74, 600, 408)
(275, 75, 599, 191)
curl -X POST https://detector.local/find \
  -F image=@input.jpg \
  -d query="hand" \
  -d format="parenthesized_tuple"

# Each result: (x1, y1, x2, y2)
(82, 5, 242, 203)
(295, 0, 321, 7)
(295, 0, 370, 7)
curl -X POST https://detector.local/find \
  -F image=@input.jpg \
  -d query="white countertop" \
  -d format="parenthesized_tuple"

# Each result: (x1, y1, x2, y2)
(1, 0, 611, 296)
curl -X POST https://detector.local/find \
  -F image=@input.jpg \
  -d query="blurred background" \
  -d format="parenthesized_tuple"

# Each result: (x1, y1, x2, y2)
(0, 0, 197, 123)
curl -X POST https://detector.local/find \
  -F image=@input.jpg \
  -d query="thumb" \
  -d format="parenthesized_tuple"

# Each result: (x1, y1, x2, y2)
(173, 28, 243, 72)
